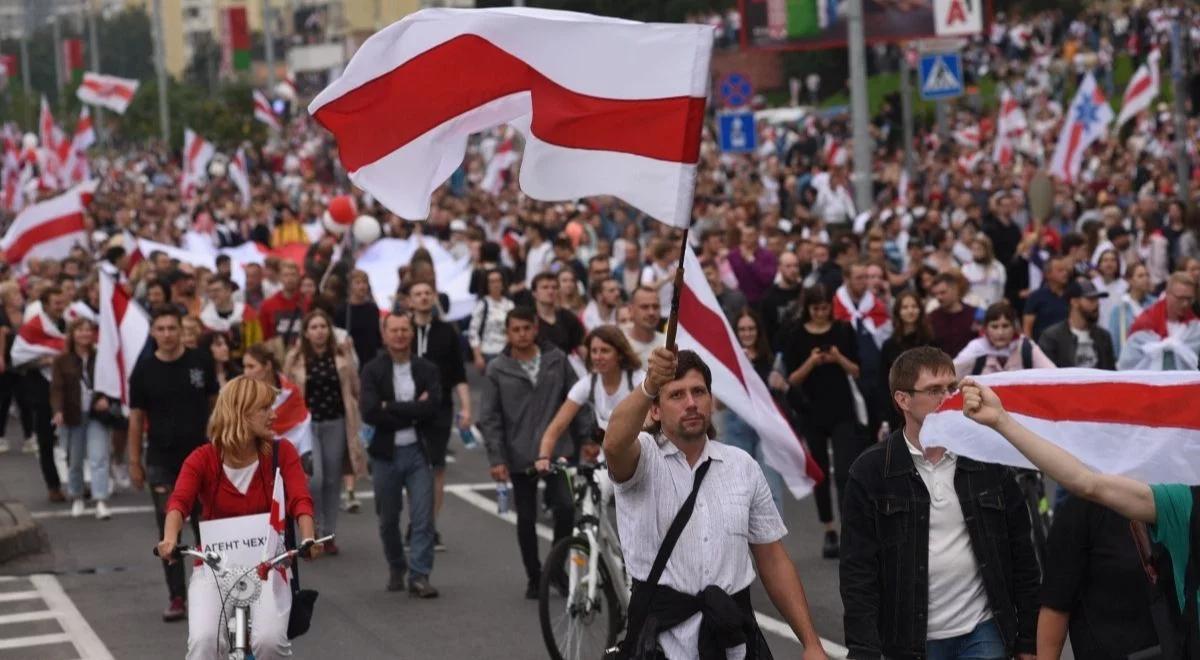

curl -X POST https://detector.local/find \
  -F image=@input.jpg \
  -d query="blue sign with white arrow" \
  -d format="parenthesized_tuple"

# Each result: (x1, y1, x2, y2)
(918, 51, 964, 101)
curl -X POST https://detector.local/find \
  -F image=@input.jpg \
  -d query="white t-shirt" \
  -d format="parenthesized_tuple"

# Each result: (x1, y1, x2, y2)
(223, 460, 260, 495)
(624, 330, 666, 366)
(566, 369, 646, 431)
(392, 362, 418, 447)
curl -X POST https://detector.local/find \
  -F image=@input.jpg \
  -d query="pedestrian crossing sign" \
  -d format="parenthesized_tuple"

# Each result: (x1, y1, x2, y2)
(918, 52, 963, 101)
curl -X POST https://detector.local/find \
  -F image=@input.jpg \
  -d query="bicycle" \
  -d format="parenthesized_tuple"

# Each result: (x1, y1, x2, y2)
(154, 534, 334, 660)
(535, 462, 629, 660)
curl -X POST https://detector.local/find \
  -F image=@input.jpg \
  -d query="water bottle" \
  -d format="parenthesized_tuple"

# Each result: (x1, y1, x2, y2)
(496, 482, 511, 515)
(457, 417, 480, 450)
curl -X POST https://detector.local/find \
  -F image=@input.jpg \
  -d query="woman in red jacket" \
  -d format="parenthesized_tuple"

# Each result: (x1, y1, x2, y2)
(157, 376, 317, 660)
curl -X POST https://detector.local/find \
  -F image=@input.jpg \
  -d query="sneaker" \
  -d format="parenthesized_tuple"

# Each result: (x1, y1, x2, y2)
(345, 490, 360, 514)
(386, 568, 407, 592)
(162, 596, 186, 622)
(525, 580, 539, 600)
(434, 531, 446, 552)
(323, 540, 340, 556)
(112, 464, 131, 491)
(408, 576, 439, 599)
(22, 435, 36, 454)
(71, 499, 85, 518)
(95, 501, 112, 520)
(822, 530, 840, 560)
(48, 489, 66, 503)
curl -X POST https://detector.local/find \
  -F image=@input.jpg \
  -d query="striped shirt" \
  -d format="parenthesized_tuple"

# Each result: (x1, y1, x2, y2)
(614, 432, 786, 660)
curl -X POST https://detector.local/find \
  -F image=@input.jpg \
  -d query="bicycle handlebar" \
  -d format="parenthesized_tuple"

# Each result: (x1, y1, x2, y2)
(153, 535, 336, 567)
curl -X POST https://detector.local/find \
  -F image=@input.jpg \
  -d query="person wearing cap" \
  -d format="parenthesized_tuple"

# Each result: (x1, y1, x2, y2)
(1036, 279, 1116, 370)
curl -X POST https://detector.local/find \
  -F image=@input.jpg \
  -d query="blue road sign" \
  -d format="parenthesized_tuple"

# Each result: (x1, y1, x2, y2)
(718, 73, 754, 108)
(718, 111, 757, 154)
(918, 51, 964, 101)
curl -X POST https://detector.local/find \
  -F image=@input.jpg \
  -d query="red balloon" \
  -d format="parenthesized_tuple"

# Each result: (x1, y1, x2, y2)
(327, 195, 357, 225)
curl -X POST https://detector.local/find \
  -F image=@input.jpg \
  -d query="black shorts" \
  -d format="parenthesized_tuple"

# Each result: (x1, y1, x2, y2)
(426, 406, 454, 468)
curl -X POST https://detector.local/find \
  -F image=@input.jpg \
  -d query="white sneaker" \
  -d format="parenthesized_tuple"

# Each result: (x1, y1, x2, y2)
(95, 501, 111, 520)
(112, 464, 131, 490)
(22, 435, 36, 454)
(70, 499, 85, 518)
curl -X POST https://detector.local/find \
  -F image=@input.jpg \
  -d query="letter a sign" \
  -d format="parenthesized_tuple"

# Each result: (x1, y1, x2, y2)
(934, 0, 983, 37)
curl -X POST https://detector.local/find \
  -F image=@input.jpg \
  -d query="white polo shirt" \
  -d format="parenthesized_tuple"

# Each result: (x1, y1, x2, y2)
(614, 433, 786, 660)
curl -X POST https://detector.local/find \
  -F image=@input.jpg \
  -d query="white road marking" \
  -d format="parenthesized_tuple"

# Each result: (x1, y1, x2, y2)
(445, 484, 849, 658)
(31, 574, 115, 660)
(31, 505, 154, 519)
(0, 632, 72, 649)
(0, 610, 58, 625)
(0, 590, 39, 602)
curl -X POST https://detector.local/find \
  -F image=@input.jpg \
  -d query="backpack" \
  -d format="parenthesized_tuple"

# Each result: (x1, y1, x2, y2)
(972, 337, 1033, 376)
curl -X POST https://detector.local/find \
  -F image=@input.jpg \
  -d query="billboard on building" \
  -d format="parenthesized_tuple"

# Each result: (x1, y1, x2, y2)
(740, 0, 986, 50)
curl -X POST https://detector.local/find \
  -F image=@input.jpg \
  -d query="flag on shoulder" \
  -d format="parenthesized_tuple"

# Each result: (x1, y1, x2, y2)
(310, 7, 712, 228)
(11, 307, 66, 380)
(922, 369, 1200, 485)
(77, 72, 139, 114)
(678, 248, 822, 498)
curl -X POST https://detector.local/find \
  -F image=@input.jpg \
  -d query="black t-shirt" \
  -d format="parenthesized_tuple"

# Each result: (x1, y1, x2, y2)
(1040, 496, 1159, 659)
(413, 319, 467, 404)
(1025, 285, 1070, 341)
(129, 348, 219, 471)
(338, 301, 382, 363)
(537, 309, 585, 356)
(780, 320, 859, 427)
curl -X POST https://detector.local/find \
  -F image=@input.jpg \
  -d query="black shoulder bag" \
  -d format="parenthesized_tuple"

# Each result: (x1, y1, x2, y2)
(272, 441, 320, 639)
(605, 458, 712, 660)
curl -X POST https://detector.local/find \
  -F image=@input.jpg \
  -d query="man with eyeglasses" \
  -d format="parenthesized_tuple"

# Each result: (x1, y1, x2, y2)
(1117, 272, 1200, 371)
(840, 346, 1039, 660)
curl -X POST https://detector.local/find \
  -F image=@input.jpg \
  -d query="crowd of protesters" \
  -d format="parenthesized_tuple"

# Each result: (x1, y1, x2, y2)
(0, 2, 1197, 658)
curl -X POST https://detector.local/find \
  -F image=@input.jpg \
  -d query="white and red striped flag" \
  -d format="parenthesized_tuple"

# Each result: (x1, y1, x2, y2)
(252, 90, 280, 130)
(822, 137, 847, 167)
(273, 377, 313, 456)
(1049, 73, 1113, 184)
(1116, 50, 1161, 129)
(37, 97, 68, 189)
(181, 128, 215, 202)
(922, 370, 1200, 484)
(677, 247, 822, 498)
(95, 267, 149, 409)
(481, 127, 518, 195)
(76, 72, 139, 114)
(992, 88, 1027, 167)
(1, 149, 27, 213)
(1116, 297, 1200, 371)
(833, 284, 893, 349)
(10, 307, 66, 379)
(952, 124, 982, 150)
(63, 107, 94, 186)
(309, 7, 712, 228)
(228, 147, 251, 207)
(0, 183, 90, 267)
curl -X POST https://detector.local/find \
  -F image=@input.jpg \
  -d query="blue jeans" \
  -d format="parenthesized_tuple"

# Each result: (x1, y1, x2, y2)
(719, 409, 784, 515)
(925, 619, 1005, 660)
(309, 418, 347, 537)
(372, 444, 434, 580)
(62, 419, 110, 501)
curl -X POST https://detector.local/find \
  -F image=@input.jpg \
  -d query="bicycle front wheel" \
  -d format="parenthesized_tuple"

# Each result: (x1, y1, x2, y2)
(538, 535, 622, 660)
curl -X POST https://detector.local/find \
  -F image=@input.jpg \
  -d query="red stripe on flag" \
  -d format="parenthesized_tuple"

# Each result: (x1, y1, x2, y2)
(1124, 74, 1152, 104)
(678, 284, 747, 392)
(313, 34, 705, 172)
(112, 284, 130, 403)
(5, 212, 84, 263)
(81, 78, 135, 102)
(939, 381, 1200, 431)
(1061, 122, 1084, 183)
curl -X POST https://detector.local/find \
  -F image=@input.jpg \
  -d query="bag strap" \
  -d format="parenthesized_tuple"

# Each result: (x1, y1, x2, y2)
(971, 355, 987, 375)
(1021, 337, 1033, 370)
(588, 372, 598, 408)
(272, 440, 301, 593)
(644, 458, 713, 589)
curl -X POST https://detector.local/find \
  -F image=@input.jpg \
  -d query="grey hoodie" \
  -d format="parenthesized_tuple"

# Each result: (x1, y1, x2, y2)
(479, 344, 579, 471)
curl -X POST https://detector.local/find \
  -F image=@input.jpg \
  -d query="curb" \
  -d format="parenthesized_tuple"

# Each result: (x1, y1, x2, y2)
(0, 500, 45, 564)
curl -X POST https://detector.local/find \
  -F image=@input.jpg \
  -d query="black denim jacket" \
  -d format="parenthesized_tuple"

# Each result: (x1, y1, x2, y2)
(839, 430, 1040, 660)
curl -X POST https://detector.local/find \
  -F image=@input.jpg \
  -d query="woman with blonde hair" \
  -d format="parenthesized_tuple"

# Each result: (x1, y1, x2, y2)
(283, 309, 364, 553)
(158, 376, 318, 660)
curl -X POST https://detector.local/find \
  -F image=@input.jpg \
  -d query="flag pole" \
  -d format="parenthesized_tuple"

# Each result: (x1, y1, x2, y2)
(662, 228, 689, 351)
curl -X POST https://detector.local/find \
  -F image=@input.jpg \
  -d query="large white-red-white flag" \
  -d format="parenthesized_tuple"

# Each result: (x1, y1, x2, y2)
(76, 72, 139, 114)
(181, 128, 215, 201)
(1115, 50, 1161, 129)
(1049, 73, 1113, 184)
(922, 370, 1200, 484)
(95, 268, 149, 409)
(678, 247, 822, 498)
(10, 308, 65, 380)
(0, 183, 90, 266)
(310, 7, 712, 228)
(252, 90, 280, 130)
(37, 97, 68, 190)
(992, 88, 1027, 167)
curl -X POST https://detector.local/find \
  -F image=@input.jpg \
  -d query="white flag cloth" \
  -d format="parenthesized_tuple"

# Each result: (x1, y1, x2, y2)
(10, 309, 65, 380)
(76, 72, 139, 114)
(677, 248, 822, 498)
(1116, 50, 1161, 128)
(0, 183, 89, 266)
(95, 268, 149, 409)
(355, 237, 476, 321)
(310, 7, 712, 228)
(1049, 73, 1113, 184)
(992, 88, 1027, 166)
(181, 128, 215, 201)
(253, 89, 280, 130)
(921, 369, 1200, 484)
(228, 147, 251, 207)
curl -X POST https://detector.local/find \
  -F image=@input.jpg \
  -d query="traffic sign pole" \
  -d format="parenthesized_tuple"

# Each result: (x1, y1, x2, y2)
(899, 47, 914, 180)
(846, 0, 873, 212)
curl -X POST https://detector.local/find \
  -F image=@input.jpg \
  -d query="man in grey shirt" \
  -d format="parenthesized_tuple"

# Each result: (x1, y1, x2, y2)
(604, 347, 828, 659)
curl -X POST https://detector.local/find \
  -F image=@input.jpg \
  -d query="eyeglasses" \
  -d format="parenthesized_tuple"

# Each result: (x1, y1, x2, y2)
(901, 383, 959, 398)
